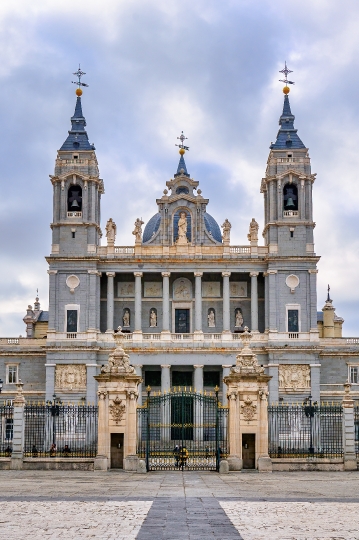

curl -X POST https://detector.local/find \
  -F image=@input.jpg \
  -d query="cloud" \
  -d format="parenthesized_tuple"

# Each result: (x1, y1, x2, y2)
(0, 0, 358, 336)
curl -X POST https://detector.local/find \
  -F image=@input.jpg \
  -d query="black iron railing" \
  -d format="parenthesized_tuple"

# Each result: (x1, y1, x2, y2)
(137, 387, 229, 471)
(24, 404, 98, 458)
(0, 403, 13, 457)
(268, 403, 343, 458)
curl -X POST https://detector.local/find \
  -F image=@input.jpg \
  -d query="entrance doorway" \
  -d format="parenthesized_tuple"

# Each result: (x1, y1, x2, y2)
(111, 433, 124, 469)
(175, 309, 190, 333)
(242, 434, 255, 469)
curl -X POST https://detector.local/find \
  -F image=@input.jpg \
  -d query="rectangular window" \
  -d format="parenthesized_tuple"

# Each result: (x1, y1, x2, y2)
(5, 419, 13, 440)
(66, 310, 78, 333)
(7, 365, 18, 384)
(288, 309, 299, 332)
(204, 371, 220, 388)
(350, 366, 359, 384)
(144, 371, 161, 387)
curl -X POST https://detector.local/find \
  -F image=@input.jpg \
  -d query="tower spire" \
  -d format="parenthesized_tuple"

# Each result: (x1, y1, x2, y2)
(174, 131, 190, 177)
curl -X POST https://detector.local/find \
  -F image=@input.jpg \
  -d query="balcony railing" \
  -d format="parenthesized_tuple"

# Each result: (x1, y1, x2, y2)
(114, 247, 135, 254)
(229, 246, 251, 254)
(67, 212, 82, 218)
(283, 210, 299, 217)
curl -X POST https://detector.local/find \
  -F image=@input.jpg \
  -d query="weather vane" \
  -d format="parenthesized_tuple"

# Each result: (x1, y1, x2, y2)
(175, 131, 189, 155)
(279, 61, 295, 94)
(72, 65, 89, 96)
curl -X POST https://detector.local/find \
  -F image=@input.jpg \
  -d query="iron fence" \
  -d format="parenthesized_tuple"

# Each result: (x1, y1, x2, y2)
(24, 404, 98, 458)
(355, 406, 359, 457)
(137, 388, 229, 471)
(0, 403, 13, 457)
(268, 403, 343, 458)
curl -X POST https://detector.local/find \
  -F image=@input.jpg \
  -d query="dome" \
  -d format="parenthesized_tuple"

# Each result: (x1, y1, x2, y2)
(143, 213, 161, 243)
(204, 213, 222, 243)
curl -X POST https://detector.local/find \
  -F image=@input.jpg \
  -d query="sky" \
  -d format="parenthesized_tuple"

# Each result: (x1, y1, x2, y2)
(0, 0, 358, 336)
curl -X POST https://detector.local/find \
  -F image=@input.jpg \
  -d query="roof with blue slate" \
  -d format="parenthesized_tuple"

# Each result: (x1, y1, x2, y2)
(174, 154, 190, 177)
(59, 97, 95, 151)
(143, 213, 161, 243)
(37, 311, 49, 322)
(270, 95, 305, 150)
(204, 213, 222, 243)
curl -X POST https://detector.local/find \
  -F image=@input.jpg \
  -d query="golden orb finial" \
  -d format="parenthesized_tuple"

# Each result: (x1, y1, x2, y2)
(76, 88, 83, 97)
(283, 86, 290, 95)
(179, 148, 185, 156)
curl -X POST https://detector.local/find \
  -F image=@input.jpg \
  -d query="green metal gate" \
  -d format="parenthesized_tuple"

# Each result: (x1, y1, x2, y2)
(137, 387, 229, 471)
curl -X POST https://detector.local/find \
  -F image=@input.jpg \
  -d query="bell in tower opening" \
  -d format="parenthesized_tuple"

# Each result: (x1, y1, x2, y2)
(283, 183, 298, 211)
(68, 185, 83, 211)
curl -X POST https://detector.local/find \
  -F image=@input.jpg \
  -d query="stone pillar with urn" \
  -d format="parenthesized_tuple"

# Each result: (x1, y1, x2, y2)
(94, 331, 142, 471)
(223, 328, 272, 472)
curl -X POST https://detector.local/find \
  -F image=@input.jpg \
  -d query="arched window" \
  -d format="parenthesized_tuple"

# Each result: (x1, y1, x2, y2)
(67, 185, 82, 212)
(283, 184, 298, 211)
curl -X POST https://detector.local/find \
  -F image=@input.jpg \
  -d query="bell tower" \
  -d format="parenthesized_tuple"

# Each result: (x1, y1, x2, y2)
(261, 64, 316, 257)
(50, 67, 104, 257)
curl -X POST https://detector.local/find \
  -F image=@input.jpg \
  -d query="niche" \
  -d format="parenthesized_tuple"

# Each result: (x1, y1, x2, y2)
(207, 308, 216, 328)
(122, 308, 130, 328)
(149, 308, 157, 328)
(234, 308, 244, 330)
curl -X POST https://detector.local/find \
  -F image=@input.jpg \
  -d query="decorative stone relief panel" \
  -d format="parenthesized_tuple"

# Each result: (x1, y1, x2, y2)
(230, 282, 248, 298)
(241, 396, 257, 421)
(173, 278, 193, 300)
(279, 364, 311, 391)
(117, 282, 135, 297)
(55, 364, 87, 391)
(109, 396, 126, 424)
(202, 282, 221, 298)
(144, 282, 162, 298)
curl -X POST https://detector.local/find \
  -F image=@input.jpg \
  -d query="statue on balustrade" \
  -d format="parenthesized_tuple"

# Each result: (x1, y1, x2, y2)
(123, 309, 130, 327)
(105, 218, 117, 245)
(247, 218, 259, 243)
(221, 219, 231, 244)
(150, 309, 157, 327)
(208, 309, 216, 328)
(132, 218, 144, 243)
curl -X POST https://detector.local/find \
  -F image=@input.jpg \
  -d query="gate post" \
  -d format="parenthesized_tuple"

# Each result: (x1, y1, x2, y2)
(94, 331, 142, 471)
(224, 328, 272, 472)
(342, 382, 357, 471)
(10, 381, 25, 470)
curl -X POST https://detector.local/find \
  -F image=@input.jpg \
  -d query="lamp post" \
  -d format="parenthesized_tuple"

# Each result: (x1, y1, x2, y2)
(0, 378, 3, 393)
(303, 395, 318, 455)
(46, 394, 62, 447)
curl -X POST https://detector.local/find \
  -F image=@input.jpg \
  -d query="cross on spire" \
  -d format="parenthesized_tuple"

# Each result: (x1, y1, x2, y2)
(175, 131, 189, 152)
(279, 61, 295, 87)
(72, 65, 89, 89)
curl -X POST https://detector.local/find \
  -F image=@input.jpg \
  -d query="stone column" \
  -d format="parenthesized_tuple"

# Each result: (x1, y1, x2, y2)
(250, 272, 259, 332)
(267, 364, 279, 404)
(267, 270, 277, 332)
(222, 365, 232, 404)
(161, 272, 171, 335)
(94, 389, 109, 470)
(194, 272, 203, 334)
(106, 272, 116, 332)
(310, 364, 321, 404)
(342, 382, 357, 471)
(45, 364, 56, 401)
(88, 270, 101, 332)
(257, 388, 272, 472)
(308, 270, 319, 335)
(134, 272, 143, 333)
(47, 270, 57, 332)
(300, 177, 305, 219)
(135, 365, 143, 405)
(86, 364, 98, 403)
(193, 365, 204, 393)
(222, 271, 231, 334)
(10, 381, 25, 470)
(161, 365, 171, 393)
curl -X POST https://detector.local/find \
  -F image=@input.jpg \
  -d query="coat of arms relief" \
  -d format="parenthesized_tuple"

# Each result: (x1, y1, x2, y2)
(279, 365, 311, 391)
(55, 364, 87, 391)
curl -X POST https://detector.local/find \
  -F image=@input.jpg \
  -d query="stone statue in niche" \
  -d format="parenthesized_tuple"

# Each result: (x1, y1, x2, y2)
(176, 212, 188, 245)
(132, 218, 144, 243)
(208, 309, 215, 328)
(105, 218, 117, 245)
(123, 309, 130, 327)
(235, 309, 244, 328)
(150, 309, 157, 327)
(221, 219, 231, 244)
(247, 218, 259, 243)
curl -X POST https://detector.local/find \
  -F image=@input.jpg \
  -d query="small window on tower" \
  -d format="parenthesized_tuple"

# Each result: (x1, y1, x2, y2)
(73, 154, 79, 160)
(288, 309, 299, 332)
(66, 310, 78, 333)
(72, 231, 76, 239)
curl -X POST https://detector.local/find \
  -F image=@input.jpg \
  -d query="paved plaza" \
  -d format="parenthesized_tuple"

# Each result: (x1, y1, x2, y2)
(0, 470, 359, 539)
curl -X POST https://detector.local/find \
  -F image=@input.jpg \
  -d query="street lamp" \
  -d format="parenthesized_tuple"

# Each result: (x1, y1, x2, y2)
(0, 379, 3, 393)
(303, 395, 318, 455)
(46, 394, 62, 447)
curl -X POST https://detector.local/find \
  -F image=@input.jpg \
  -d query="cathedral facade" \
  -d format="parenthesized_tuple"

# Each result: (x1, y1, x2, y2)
(1, 87, 359, 407)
